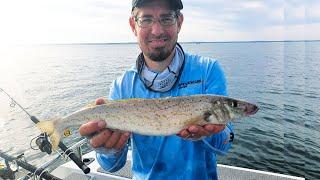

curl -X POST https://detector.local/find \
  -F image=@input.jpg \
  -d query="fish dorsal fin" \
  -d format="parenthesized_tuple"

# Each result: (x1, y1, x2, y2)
(83, 98, 146, 109)
(122, 98, 143, 101)
(115, 98, 145, 103)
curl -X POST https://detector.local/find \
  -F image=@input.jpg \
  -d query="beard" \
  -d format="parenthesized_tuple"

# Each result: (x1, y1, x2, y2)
(142, 34, 177, 62)
(145, 46, 173, 62)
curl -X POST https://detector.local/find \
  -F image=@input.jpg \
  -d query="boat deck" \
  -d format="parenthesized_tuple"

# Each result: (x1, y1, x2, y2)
(52, 151, 305, 180)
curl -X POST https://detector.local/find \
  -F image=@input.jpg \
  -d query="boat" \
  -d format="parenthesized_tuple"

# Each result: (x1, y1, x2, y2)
(49, 137, 305, 180)
(53, 151, 306, 180)
(51, 140, 305, 180)
(0, 138, 305, 180)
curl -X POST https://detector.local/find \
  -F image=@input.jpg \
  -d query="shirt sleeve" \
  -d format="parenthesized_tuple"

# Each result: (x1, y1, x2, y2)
(96, 144, 129, 172)
(95, 79, 129, 172)
(203, 60, 234, 155)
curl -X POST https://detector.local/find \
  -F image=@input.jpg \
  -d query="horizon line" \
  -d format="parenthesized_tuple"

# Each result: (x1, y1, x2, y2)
(6, 39, 320, 46)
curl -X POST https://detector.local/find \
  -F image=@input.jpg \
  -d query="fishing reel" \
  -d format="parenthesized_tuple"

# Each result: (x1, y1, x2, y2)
(32, 133, 53, 155)
(0, 154, 23, 179)
(0, 161, 15, 179)
(1, 87, 90, 174)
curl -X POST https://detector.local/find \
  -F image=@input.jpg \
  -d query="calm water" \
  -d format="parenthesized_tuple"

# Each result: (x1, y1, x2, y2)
(0, 42, 319, 179)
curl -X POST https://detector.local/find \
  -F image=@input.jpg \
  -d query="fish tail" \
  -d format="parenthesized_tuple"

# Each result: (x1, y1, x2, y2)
(36, 119, 62, 150)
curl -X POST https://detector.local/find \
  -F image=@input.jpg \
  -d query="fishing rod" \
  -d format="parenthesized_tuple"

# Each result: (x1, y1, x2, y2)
(0, 88, 90, 174)
(0, 150, 62, 180)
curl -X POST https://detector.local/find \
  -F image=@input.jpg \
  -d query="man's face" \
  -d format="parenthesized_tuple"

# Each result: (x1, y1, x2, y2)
(130, 2, 183, 62)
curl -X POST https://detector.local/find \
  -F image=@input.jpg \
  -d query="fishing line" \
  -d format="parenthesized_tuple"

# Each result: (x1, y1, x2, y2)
(0, 88, 32, 118)
(201, 139, 227, 156)
(0, 88, 53, 154)
(0, 87, 91, 174)
(30, 135, 41, 150)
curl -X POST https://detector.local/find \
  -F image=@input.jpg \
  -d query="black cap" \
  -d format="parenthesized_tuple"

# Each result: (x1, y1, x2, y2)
(132, 0, 183, 11)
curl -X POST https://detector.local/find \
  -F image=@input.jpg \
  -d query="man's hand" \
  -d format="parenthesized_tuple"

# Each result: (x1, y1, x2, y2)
(79, 98, 131, 150)
(177, 124, 226, 140)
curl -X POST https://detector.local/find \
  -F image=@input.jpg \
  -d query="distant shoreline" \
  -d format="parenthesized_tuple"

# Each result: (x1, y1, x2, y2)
(50, 40, 320, 45)
(6, 40, 320, 46)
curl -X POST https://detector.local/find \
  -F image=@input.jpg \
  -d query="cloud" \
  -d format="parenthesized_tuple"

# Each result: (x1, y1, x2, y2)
(182, 1, 285, 30)
(0, 0, 135, 44)
(306, 2, 320, 24)
(0, 0, 319, 44)
(179, 0, 320, 41)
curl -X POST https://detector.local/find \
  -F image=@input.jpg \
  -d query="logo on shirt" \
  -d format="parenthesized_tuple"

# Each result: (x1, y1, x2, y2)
(178, 80, 202, 89)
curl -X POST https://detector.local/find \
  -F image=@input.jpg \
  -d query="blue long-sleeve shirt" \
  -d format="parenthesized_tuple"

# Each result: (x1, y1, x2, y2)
(96, 52, 234, 180)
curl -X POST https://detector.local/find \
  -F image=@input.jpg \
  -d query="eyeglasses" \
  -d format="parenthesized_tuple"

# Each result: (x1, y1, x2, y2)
(134, 14, 178, 28)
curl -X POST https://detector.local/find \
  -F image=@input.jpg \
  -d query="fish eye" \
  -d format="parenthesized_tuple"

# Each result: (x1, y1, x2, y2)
(229, 101, 238, 108)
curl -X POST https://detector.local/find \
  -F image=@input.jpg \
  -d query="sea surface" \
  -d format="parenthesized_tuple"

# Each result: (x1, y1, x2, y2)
(0, 42, 319, 179)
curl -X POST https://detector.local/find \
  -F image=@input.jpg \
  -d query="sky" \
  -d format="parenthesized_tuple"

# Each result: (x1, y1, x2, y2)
(0, 0, 319, 44)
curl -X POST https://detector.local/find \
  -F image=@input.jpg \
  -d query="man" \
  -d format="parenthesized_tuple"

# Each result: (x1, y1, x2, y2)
(79, 0, 234, 179)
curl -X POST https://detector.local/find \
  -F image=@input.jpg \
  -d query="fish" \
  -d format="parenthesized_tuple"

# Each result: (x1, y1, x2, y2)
(36, 94, 259, 149)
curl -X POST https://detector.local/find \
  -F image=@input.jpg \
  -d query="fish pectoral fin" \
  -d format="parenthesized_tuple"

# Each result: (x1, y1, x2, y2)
(206, 115, 226, 124)
(184, 115, 208, 126)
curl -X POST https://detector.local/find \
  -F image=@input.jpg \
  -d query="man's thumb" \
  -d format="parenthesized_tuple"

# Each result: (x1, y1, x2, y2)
(95, 98, 106, 105)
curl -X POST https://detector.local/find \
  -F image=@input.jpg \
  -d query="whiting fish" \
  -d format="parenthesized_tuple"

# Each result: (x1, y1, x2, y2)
(36, 95, 259, 149)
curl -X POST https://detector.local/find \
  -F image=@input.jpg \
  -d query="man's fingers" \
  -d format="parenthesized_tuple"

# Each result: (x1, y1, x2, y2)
(188, 125, 210, 137)
(95, 98, 106, 105)
(177, 129, 190, 138)
(178, 124, 226, 141)
(114, 132, 130, 150)
(79, 120, 106, 136)
(188, 125, 199, 134)
(178, 128, 202, 139)
(204, 124, 226, 134)
(90, 129, 112, 148)
(104, 131, 121, 149)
